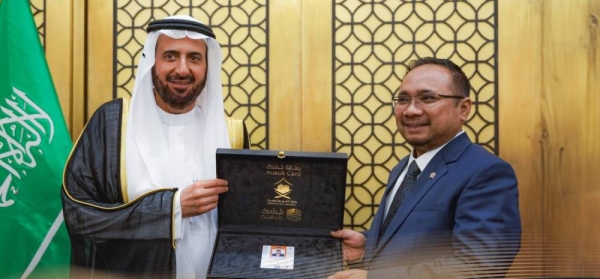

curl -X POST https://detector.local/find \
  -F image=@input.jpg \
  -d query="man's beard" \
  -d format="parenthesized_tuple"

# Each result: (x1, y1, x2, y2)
(151, 68, 206, 110)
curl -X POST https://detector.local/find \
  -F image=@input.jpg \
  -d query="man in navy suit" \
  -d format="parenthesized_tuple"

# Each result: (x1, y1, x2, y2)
(329, 57, 521, 279)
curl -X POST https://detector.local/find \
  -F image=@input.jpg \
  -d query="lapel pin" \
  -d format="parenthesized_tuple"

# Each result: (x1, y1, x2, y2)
(429, 172, 436, 179)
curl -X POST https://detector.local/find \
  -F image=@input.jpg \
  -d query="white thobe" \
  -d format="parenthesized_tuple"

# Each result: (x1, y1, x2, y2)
(128, 106, 217, 279)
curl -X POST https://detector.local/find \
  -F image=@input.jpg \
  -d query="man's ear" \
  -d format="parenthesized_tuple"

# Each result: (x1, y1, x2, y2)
(459, 97, 472, 122)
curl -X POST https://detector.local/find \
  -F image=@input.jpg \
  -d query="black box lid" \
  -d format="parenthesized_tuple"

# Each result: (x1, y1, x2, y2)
(216, 148, 348, 233)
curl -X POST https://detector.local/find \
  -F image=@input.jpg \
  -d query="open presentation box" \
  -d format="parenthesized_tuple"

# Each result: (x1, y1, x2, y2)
(207, 149, 348, 279)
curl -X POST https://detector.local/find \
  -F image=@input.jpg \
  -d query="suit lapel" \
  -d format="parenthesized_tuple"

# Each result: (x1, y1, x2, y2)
(373, 133, 472, 256)
(375, 162, 448, 251)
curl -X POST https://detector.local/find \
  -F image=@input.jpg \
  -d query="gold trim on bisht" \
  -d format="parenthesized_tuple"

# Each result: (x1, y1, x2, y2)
(120, 95, 130, 202)
(226, 116, 245, 149)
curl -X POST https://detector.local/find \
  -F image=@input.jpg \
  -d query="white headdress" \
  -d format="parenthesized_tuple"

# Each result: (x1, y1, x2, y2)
(125, 15, 230, 198)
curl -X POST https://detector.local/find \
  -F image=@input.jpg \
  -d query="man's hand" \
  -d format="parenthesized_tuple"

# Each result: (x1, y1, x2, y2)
(180, 179, 228, 217)
(327, 269, 367, 279)
(330, 229, 366, 262)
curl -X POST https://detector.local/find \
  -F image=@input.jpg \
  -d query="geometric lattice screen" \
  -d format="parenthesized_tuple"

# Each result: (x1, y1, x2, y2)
(30, 0, 45, 48)
(334, 0, 498, 230)
(114, 0, 268, 149)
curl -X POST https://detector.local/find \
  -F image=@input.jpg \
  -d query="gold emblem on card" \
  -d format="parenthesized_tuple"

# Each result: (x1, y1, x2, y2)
(274, 178, 292, 199)
(267, 178, 298, 207)
(286, 208, 302, 221)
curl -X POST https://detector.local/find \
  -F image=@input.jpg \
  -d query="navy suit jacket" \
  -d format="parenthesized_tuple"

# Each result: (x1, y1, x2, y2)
(364, 133, 521, 278)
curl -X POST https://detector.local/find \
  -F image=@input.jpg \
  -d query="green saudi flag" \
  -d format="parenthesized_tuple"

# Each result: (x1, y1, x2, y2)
(0, 0, 73, 278)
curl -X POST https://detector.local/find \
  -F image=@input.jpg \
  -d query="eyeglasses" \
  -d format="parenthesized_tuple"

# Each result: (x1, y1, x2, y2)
(392, 94, 465, 109)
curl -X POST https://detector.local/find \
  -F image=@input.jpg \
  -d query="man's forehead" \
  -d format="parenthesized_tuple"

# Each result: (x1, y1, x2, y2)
(407, 64, 451, 79)
(155, 34, 207, 50)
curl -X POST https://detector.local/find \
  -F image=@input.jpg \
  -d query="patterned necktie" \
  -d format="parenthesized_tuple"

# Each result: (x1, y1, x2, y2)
(380, 161, 421, 234)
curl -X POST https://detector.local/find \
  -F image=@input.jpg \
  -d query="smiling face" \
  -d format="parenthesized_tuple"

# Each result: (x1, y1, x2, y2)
(394, 64, 472, 157)
(152, 34, 208, 114)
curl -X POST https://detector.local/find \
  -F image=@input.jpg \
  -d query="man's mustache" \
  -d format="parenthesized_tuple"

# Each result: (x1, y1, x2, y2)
(167, 74, 194, 83)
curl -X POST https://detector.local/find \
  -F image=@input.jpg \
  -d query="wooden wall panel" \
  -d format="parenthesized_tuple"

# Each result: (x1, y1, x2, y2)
(498, 1, 544, 277)
(43, 0, 85, 140)
(541, 0, 600, 276)
(500, 0, 600, 277)
(268, 0, 302, 150)
(45, 0, 72, 136)
(301, 0, 332, 152)
(87, 0, 114, 121)
(71, 0, 86, 139)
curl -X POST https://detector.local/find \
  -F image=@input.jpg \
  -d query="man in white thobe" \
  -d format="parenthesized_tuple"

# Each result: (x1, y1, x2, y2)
(62, 15, 230, 279)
